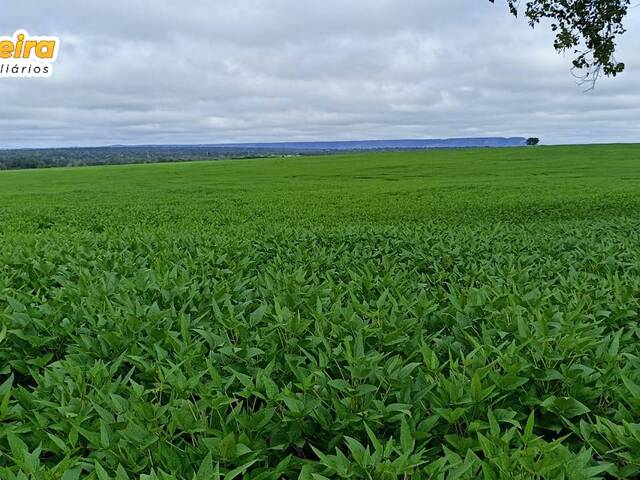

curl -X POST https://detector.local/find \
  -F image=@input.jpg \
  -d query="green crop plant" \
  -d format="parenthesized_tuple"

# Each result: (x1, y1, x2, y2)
(0, 145, 639, 478)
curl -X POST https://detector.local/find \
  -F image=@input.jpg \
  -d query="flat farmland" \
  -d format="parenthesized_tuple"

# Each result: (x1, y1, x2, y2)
(1, 145, 640, 479)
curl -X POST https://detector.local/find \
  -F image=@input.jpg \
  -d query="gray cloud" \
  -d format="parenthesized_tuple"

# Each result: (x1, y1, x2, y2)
(1, 0, 639, 147)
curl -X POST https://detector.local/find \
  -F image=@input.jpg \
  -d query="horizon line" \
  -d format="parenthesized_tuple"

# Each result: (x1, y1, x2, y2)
(2, 136, 534, 151)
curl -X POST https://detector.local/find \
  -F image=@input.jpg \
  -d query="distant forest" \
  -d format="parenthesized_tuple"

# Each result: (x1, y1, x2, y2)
(0, 138, 528, 170)
(0, 146, 291, 170)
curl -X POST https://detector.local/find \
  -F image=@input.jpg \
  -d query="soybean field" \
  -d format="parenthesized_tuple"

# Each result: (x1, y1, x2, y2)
(1, 145, 640, 479)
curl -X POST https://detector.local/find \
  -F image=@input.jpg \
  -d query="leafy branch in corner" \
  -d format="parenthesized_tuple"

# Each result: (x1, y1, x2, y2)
(491, 0, 631, 86)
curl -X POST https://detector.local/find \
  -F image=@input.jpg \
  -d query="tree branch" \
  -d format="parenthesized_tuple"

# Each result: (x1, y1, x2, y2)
(490, 0, 630, 82)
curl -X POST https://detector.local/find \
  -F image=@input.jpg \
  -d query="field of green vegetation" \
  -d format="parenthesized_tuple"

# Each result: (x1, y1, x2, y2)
(1, 144, 640, 479)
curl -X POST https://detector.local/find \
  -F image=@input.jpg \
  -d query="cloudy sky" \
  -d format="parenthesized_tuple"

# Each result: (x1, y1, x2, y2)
(1, 0, 639, 148)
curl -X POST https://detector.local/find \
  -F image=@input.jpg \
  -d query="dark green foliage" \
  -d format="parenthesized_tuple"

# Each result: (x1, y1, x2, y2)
(491, 0, 630, 82)
(527, 138, 540, 146)
(1, 145, 640, 478)
(0, 146, 289, 171)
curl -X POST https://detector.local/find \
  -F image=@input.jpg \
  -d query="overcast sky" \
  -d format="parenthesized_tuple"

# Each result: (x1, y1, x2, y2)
(1, 1, 639, 148)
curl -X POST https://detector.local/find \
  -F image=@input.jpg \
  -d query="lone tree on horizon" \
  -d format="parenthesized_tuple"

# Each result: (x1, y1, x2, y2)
(527, 137, 541, 146)
(490, 0, 630, 86)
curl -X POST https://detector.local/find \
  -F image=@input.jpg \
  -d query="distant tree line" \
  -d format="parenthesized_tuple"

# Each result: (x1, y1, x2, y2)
(0, 146, 290, 170)
(0, 142, 540, 171)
